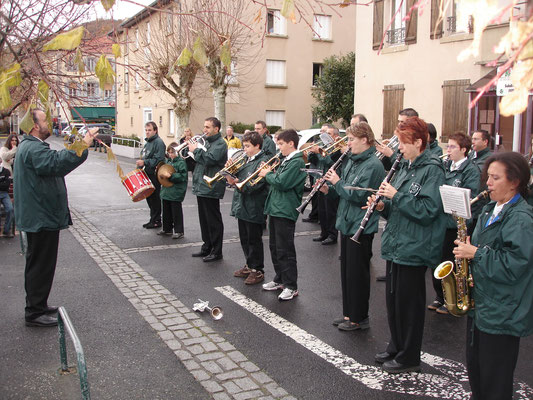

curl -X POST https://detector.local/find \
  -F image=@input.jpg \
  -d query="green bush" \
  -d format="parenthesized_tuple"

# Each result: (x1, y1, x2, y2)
(229, 121, 281, 135)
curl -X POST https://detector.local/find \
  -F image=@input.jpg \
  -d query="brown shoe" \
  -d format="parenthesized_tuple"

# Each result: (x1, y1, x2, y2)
(244, 270, 264, 285)
(233, 265, 252, 278)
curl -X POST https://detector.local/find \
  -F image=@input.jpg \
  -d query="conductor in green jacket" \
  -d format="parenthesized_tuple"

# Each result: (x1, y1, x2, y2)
(454, 152, 533, 400)
(14, 109, 97, 327)
(371, 117, 447, 373)
(258, 129, 306, 301)
(189, 117, 228, 262)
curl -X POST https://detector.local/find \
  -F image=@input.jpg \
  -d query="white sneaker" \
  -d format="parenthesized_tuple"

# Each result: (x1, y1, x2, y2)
(278, 288, 298, 301)
(262, 281, 284, 291)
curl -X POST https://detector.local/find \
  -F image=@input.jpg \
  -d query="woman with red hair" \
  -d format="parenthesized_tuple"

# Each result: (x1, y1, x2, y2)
(370, 117, 447, 373)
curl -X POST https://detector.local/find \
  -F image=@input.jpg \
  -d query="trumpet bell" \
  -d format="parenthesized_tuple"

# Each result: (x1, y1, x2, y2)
(156, 163, 176, 187)
(210, 306, 223, 320)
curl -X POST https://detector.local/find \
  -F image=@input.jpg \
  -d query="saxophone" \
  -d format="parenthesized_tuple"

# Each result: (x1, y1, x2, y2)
(433, 190, 491, 317)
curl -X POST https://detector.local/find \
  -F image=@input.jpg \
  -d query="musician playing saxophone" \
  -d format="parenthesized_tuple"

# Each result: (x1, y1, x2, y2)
(369, 117, 447, 374)
(453, 152, 533, 400)
(320, 122, 385, 331)
(228, 132, 270, 285)
(428, 131, 480, 314)
(258, 129, 306, 301)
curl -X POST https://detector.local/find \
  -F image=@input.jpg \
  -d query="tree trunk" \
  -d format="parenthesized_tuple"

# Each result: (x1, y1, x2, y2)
(175, 109, 190, 139)
(213, 84, 227, 132)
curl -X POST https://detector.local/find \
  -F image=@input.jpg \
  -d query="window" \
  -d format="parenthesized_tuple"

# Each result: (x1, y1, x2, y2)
(68, 83, 77, 98)
(446, 1, 473, 35)
(124, 71, 129, 94)
(104, 89, 112, 98)
(266, 60, 286, 86)
(313, 15, 331, 40)
(312, 63, 323, 86)
(65, 56, 76, 72)
(266, 110, 285, 128)
(85, 57, 96, 72)
(225, 61, 238, 85)
(86, 82, 98, 97)
(382, 84, 404, 139)
(374, 0, 417, 49)
(146, 22, 151, 44)
(143, 108, 153, 140)
(441, 80, 470, 142)
(267, 10, 287, 35)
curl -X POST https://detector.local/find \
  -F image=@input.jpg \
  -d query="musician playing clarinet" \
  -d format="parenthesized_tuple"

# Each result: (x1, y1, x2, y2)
(369, 117, 446, 373)
(321, 122, 385, 331)
(453, 152, 533, 400)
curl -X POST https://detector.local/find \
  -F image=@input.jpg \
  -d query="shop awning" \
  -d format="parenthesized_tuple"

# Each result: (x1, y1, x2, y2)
(70, 107, 115, 123)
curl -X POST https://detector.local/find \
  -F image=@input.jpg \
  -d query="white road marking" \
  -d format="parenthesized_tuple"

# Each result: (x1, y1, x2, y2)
(216, 285, 533, 399)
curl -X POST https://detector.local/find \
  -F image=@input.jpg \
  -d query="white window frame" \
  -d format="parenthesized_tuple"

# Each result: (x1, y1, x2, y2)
(265, 110, 285, 128)
(146, 22, 151, 44)
(266, 60, 286, 86)
(267, 10, 287, 36)
(86, 82, 98, 97)
(143, 108, 153, 141)
(313, 15, 332, 40)
(168, 109, 175, 137)
(224, 61, 238, 85)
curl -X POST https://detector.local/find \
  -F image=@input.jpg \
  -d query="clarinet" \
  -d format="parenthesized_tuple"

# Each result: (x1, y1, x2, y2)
(296, 148, 351, 214)
(350, 152, 403, 243)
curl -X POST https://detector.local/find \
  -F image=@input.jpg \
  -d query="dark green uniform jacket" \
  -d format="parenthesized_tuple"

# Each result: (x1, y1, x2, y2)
(141, 134, 166, 175)
(192, 133, 228, 199)
(329, 147, 386, 236)
(160, 156, 188, 202)
(262, 134, 277, 158)
(264, 152, 306, 222)
(308, 150, 339, 173)
(469, 147, 492, 218)
(230, 151, 269, 224)
(429, 140, 443, 157)
(443, 158, 480, 229)
(468, 147, 492, 172)
(14, 135, 88, 232)
(470, 196, 533, 337)
(380, 149, 447, 267)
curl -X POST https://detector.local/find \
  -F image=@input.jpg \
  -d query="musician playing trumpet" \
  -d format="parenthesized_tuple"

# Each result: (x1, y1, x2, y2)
(369, 117, 447, 374)
(453, 152, 533, 400)
(258, 129, 306, 301)
(227, 132, 270, 285)
(320, 122, 385, 331)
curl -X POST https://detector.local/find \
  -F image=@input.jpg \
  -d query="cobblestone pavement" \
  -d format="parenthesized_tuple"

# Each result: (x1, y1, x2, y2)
(69, 208, 295, 400)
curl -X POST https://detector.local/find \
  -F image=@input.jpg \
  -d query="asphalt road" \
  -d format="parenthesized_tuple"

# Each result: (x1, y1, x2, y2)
(1, 136, 532, 400)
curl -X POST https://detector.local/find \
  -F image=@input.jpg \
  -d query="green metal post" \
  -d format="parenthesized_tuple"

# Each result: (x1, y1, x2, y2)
(57, 316, 68, 372)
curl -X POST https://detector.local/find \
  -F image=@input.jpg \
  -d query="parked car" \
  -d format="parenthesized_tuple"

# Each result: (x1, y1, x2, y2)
(83, 126, 114, 148)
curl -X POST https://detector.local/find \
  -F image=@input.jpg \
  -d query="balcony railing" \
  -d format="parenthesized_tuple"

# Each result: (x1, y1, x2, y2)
(447, 15, 474, 34)
(386, 27, 406, 45)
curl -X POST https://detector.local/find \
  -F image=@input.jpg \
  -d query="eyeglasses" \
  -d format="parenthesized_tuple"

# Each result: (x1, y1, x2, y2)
(446, 145, 458, 149)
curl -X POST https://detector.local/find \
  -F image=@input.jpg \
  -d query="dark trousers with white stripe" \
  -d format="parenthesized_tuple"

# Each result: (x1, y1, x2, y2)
(238, 218, 264, 271)
(268, 216, 297, 290)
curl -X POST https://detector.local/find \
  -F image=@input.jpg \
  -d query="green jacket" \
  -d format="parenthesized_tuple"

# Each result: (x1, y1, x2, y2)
(329, 147, 386, 236)
(308, 150, 339, 173)
(470, 196, 533, 337)
(262, 134, 277, 158)
(264, 152, 306, 221)
(141, 134, 166, 175)
(230, 151, 269, 224)
(429, 140, 443, 157)
(14, 135, 88, 232)
(192, 133, 228, 199)
(381, 149, 447, 267)
(443, 158, 480, 229)
(469, 147, 492, 218)
(160, 156, 188, 202)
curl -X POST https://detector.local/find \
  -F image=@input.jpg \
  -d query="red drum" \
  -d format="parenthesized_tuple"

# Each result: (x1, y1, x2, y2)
(122, 169, 155, 202)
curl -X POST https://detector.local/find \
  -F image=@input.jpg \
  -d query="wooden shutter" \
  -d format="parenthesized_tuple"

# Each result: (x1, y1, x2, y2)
(405, 0, 418, 44)
(441, 80, 470, 142)
(382, 84, 405, 139)
(430, 0, 443, 39)
(373, 0, 384, 50)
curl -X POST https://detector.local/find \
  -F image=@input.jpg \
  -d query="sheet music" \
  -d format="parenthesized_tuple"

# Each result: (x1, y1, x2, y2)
(439, 185, 472, 219)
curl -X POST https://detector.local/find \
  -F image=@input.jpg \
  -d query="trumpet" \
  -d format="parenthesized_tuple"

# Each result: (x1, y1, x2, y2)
(235, 151, 281, 190)
(321, 136, 349, 156)
(173, 133, 207, 159)
(375, 135, 400, 160)
(299, 132, 334, 163)
(192, 299, 223, 320)
(204, 150, 246, 188)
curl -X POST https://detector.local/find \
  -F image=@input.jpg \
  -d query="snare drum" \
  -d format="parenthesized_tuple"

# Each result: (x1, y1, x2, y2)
(122, 169, 155, 202)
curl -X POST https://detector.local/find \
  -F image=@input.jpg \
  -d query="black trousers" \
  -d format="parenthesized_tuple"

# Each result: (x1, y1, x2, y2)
(24, 230, 60, 320)
(146, 173, 161, 225)
(269, 216, 297, 289)
(432, 228, 457, 303)
(238, 218, 264, 271)
(318, 192, 338, 240)
(466, 317, 520, 400)
(340, 233, 374, 323)
(197, 196, 223, 256)
(385, 261, 427, 366)
(162, 199, 184, 234)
